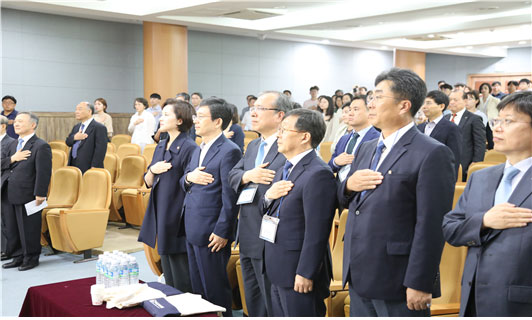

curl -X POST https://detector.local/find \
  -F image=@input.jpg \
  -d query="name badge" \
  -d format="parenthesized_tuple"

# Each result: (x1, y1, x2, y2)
(259, 215, 279, 243)
(236, 184, 258, 205)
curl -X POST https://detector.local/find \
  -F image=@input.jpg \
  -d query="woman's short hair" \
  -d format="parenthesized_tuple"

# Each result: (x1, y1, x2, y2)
(134, 97, 149, 109)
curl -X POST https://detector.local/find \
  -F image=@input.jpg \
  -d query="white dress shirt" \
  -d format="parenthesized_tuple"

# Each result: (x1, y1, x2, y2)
(424, 114, 443, 136)
(80, 117, 93, 133)
(17, 132, 35, 150)
(450, 108, 466, 125)
(376, 122, 415, 170)
(259, 132, 279, 161)
(199, 132, 223, 166)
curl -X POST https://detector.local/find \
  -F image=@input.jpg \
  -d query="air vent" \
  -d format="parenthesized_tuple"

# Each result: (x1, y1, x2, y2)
(407, 35, 450, 41)
(223, 9, 280, 20)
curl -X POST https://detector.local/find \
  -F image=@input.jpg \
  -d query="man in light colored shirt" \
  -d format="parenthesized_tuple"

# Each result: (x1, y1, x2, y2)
(148, 93, 162, 130)
(190, 92, 203, 111)
(303, 85, 319, 110)
(442, 91, 532, 316)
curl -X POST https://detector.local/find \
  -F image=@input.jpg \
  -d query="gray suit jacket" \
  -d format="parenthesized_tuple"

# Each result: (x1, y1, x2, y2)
(442, 164, 532, 316)
(228, 138, 286, 259)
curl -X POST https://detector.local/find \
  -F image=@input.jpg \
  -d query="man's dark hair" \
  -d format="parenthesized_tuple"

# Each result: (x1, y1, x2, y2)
(134, 97, 149, 109)
(310, 85, 319, 91)
(342, 93, 354, 101)
(259, 91, 293, 114)
(508, 80, 519, 87)
(519, 78, 531, 85)
(426, 90, 450, 110)
(465, 90, 480, 108)
(191, 92, 203, 99)
(283, 90, 292, 96)
(497, 91, 532, 126)
(317, 95, 335, 118)
(491, 81, 501, 86)
(150, 93, 161, 100)
(292, 102, 302, 109)
(2, 95, 17, 104)
(176, 92, 190, 102)
(440, 83, 453, 91)
(374, 68, 427, 117)
(454, 82, 466, 88)
(334, 89, 344, 96)
(479, 82, 492, 93)
(438, 80, 446, 86)
(285, 109, 326, 149)
(163, 99, 195, 132)
(248, 95, 257, 102)
(341, 102, 351, 110)
(200, 97, 232, 130)
(352, 95, 368, 109)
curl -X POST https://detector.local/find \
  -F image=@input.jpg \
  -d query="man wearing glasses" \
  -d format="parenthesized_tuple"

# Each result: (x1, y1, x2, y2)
(228, 91, 292, 316)
(339, 68, 456, 316)
(443, 91, 532, 316)
(262, 109, 337, 316)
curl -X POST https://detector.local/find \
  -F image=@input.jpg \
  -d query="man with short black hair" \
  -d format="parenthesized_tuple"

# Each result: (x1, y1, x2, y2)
(181, 97, 241, 316)
(340, 68, 455, 316)
(148, 93, 162, 128)
(507, 80, 519, 94)
(282, 90, 292, 98)
(1, 95, 18, 139)
(418, 90, 462, 178)
(303, 86, 320, 110)
(263, 108, 336, 316)
(440, 83, 453, 96)
(176, 92, 190, 102)
(443, 91, 532, 316)
(190, 92, 203, 111)
(491, 81, 507, 99)
(1, 112, 52, 271)
(66, 102, 108, 173)
(454, 83, 466, 90)
(518, 78, 531, 91)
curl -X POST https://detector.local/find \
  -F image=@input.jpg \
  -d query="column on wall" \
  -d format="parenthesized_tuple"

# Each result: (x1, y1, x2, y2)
(143, 22, 188, 101)
(394, 49, 426, 80)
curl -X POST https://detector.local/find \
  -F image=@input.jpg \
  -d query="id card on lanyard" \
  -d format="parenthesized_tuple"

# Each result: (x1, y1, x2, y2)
(236, 184, 259, 205)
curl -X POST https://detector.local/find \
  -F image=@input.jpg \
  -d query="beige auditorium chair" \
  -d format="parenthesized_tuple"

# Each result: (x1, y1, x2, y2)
(116, 143, 141, 168)
(326, 209, 349, 317)
(51, 149, 68, 172)
(243, 130, 259, 152)
(41, 166, 82, 246)
(142, 143, 157, 166)
(466, 162, 497, 181)
(111, 134, 131, 150)
(103, 153, 119, 183)
(121, 187, 151, 227)
(319, 142, 333, 163)
(109, 155, 146, 222)
(46, 168, 112, 262)
(107, 142, 116, 154)
(484, 149, 506, 163)
(49, 140, 69, 154)
(235, 259, 249, 316)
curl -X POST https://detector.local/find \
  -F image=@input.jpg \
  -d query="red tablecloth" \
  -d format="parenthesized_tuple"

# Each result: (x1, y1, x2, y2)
(19, 277, 151, 317)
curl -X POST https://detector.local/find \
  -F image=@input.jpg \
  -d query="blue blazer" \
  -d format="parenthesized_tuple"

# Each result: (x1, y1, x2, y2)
(443, 164, 532, 316)
(338, 126, 455, 300)
(263, 151, 337, 292)
(180, 134, 242, 246)
(228, 138, 286, 259)
(328, 127, 380, 172)
(229, 124, 244, 153)
(138, 134, 198, 255)
(418, 117, 463, 178)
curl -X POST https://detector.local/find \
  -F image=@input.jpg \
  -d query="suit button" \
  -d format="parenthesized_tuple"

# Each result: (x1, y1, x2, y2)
(355, 210, 360, 215)
(468, 281, 472, 286)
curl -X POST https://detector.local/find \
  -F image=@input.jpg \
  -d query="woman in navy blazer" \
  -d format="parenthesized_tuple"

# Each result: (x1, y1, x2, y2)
(224, 104, 245, 152)
(138, 99, 198, 292)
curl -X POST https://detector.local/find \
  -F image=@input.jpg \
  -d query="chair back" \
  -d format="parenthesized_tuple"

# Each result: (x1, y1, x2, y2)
(49, 140, 69, 154)
(467, 162, 496, 181)
(72, 168, 112, 210)
(432, 243, 468, 305)
(195, 136, 203, 146)
(453, 183, 465, 209)
(331, 209, 348, 281)
(47, 166, 82, 207)
(117, 143, 141, 164)
(484, 150, 506, 163)
(107, 142, 116, 154)
(51, 149, 68, 172)
(320, 142, 333, 162)
(114, 155, 146, 188)
(111, 134, 131, 149)
(104, 153, 119, 183)
(244, 131, 259, 140)
(142, 144, 157, 165)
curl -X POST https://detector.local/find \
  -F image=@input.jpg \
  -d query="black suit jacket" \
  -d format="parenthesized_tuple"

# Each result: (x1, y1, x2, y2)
(1, 135, 52, 205)
(228, 138, 286, 259)
(445, 110, 486, 179)
(66, 120, 108, 173)
(417, 117, 462, 178)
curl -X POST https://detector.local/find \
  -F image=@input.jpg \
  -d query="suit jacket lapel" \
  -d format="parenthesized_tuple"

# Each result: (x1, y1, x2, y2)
(484, 164, 505, 206)
(430, 119, 444, 138)
(262, 140, 280, 167)
(458, 110, 470, 129)
(79, 121, 95, 149)
(12, 135, 37, 169)
(508, 166, 532, 206)
(201, 134, 224, 167)
(245, 139, 260, 168)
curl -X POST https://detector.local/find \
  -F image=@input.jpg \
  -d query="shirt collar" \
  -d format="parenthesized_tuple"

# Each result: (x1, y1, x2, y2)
(378, 122, 415, 151)
(454, 107, 466, 117)
(200, 132, 223, 150)
(82, 117, 93, 128)
(287, 148, 314, 168)
(261, 132, 278, 146)
(354, 125, 373, 138)
(0, 133, 6, 141)
(19, 132, 35, 143)
(505, 157, 532, 172)
(431, 114, 444, 125)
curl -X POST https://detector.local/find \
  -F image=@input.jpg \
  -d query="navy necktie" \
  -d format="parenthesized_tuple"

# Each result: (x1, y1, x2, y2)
(361, 141, 386, 198)
(282, 160, 293, 180)
(72, 123, 85, 159)
(346, 132, 360, 154)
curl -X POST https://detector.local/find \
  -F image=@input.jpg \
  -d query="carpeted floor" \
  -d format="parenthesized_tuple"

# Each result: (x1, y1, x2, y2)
(93, 222, 144, 255)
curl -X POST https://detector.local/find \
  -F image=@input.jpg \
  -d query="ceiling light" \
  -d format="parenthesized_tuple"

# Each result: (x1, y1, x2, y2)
(518, 41, 527, 44)
(321, 39, 330, 44)
(378, 21, 384, 25)
(466, 46, 473, 49)
(428, 34, 435, 38)
(380, 45, 389, 50)
(502, 45, 509, 48)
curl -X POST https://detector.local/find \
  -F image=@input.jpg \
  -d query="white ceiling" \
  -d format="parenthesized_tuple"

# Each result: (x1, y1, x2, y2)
(3, 0, 532, 57)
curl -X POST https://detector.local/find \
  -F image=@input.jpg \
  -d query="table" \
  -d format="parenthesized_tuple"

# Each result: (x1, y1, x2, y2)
(19, 277, 151, 317)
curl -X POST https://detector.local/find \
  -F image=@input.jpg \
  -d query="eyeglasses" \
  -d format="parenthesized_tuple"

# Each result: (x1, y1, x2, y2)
(367, 94, 398, 104)
(192, 115, 210, 121)
(279, 126, 305, 134)
(250, 106, 280, 113)
(489, 118, 532, 129)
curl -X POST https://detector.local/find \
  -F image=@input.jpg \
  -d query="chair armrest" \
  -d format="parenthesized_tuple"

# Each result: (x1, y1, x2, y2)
(330, 280, 347, 291)
(59, 209, 110, 215)
(430, 303, 460, 316)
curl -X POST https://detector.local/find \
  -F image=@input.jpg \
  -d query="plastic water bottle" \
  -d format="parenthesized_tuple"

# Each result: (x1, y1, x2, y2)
(95, 255, 103, 285)
(109, 261, 120, 288)
(129, 256, 139, 285)
(119, 258, 129, 286)
(102, 257, 110, 288)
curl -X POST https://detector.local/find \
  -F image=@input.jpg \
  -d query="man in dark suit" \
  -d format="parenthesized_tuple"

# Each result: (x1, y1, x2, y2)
(418, 90, 463, 179)
(447, 90, 486, 181)
(1, 112, 52, 271)
(0, 115, 15, 260)
(66, 102, 107, 173)
(227, 91, 292, 316)
(181, 97, 241, 317)
(329, 95, 380, 182)
(443, 91, 532, 316)
(262, 108, 337, 316)
(339, 68, 456, 316)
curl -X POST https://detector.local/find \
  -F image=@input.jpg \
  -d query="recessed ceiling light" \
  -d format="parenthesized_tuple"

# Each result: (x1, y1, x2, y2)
(502, 45, 509, 48)
(378, 21, 384, 25)
(428, 34, 435, 38)
(519, 41, 527, 44)
(380, 45, 389, 50)
(466, 46, 473, 49)
(321, 39, 330, 44)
